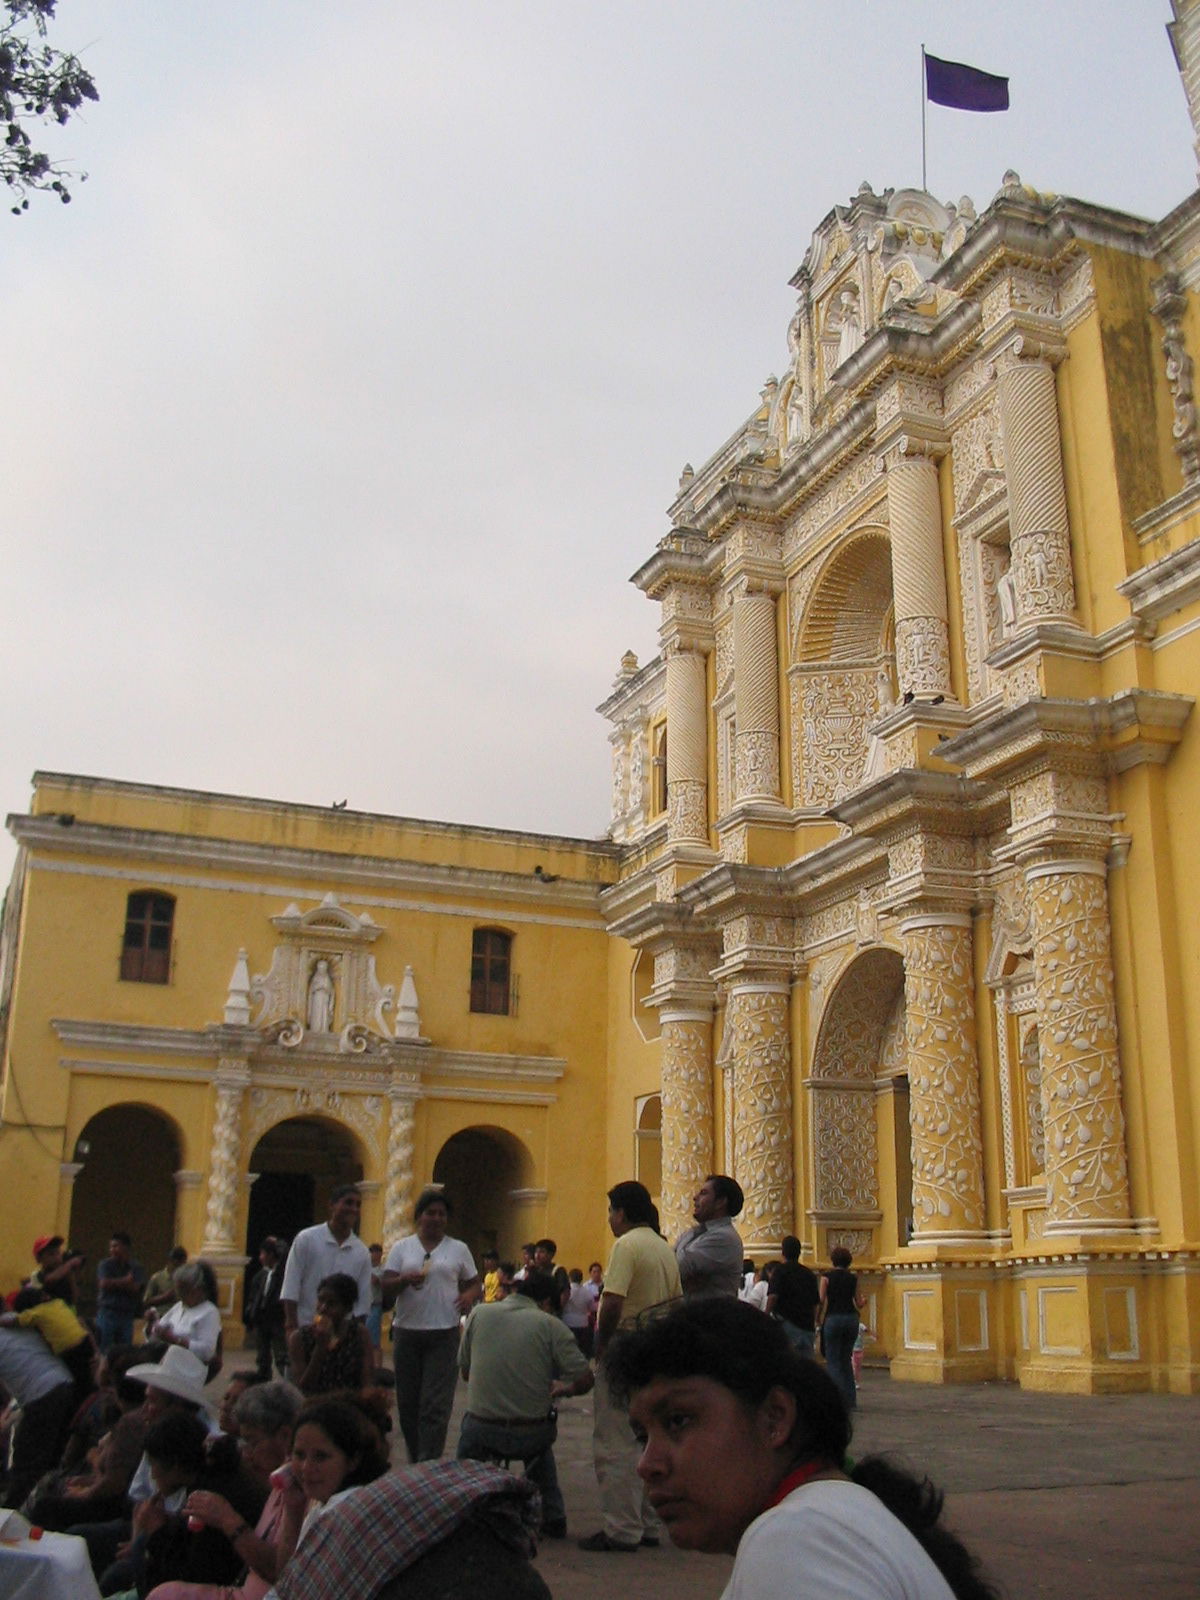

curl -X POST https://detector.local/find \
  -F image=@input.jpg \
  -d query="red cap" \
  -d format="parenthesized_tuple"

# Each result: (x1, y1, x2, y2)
(32, 1235, 64, 1259)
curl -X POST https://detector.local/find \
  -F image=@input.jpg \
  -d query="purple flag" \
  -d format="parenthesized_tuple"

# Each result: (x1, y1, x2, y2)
(925, 52, 1009, 112)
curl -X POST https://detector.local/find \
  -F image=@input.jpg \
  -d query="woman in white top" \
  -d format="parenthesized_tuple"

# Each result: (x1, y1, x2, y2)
(151, 1262, 223, 1368)
(607, 1298, 998, 1600)
(382, 1188, 479, 1462)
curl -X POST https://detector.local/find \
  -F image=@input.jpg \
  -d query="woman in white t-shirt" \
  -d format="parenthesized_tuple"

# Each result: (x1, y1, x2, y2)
(606, 1298, 998, 1600)
(382, 1188, 479, 1463)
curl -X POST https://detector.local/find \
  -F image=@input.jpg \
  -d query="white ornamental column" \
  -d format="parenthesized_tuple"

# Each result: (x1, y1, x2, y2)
(898, 914, 987, 1240)
(1024, 856, 1132, 1232)
(726, 980, 794, 1249)
(665, 646, 709, 844)
(732, 588, 782, 802)
(383, 1084, 418, 1244)
(887, 451, 953, 699)
(658, 1008, 715, 1242)
(201, 1060, 250, 1252)
(997, 355, 1077, 626)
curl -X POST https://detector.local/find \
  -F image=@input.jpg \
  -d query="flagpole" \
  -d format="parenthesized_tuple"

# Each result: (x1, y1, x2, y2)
(921, 44, 927, 191)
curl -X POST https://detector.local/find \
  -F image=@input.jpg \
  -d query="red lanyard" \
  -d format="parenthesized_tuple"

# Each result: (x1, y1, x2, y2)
(765, 1461, 826, 1509)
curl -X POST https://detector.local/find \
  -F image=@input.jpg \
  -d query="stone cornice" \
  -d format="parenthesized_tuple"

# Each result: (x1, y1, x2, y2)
(51, 1017, 565, 1083)
(937, 690, 1194, 781)
(826, 769, 989, 839)
(11, 816, 610, 915)
(1118, 535, 1200, 621)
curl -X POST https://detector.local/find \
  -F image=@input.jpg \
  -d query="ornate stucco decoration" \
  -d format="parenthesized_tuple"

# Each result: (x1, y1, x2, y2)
(1152, 274, 1200, 483)
(250, 894, 398, 1053)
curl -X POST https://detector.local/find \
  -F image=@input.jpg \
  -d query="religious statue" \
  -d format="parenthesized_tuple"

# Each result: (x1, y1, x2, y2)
(835, 287, 862, 368)
(307, 958, 335, 1033)
(997, 566, 1018, 632)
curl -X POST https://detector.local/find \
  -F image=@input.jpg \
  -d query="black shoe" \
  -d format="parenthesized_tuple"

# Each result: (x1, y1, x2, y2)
(639, 1534, 661, 1548)
(541, 1522, 567, 1540)
(577, 1531, 638, 1553)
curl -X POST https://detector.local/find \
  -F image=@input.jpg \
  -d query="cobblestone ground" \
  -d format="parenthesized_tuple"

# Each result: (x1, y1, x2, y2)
(219, 1360, 1200, 1600)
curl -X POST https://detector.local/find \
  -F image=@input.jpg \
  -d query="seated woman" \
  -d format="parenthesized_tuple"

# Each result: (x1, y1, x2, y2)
(148, 1265, 223, 1372)
(114, 1410, 265, 1597)
(286, 1276, 374, 1397)
(605, 1297, 998, 1600)
(271, 1392, 391, 1583)
(146, 1378, 303, 1600)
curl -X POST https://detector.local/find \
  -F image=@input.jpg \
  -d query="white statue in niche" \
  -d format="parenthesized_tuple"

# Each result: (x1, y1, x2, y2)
(997, 564, 1018, 633)
(834, 287, 862, 367)
(307, 958, 335, 1033)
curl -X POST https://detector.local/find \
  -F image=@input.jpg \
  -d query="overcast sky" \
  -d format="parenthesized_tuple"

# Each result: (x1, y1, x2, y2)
(1, 2, 1192, 878)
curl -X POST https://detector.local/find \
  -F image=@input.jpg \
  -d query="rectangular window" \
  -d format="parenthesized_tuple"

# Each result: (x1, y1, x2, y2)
(470, 928, 511, 1015)
(120, 892, 174, 983)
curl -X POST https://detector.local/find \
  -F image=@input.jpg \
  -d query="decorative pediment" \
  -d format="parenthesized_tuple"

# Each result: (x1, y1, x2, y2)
(224, 894, 425, 1054)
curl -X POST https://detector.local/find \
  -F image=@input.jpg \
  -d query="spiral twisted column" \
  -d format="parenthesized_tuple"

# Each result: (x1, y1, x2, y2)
(658, 1009, 715, 1241)
(1024, 858, 1131, 1232)
(997, 357, 1077, 624)
(732, 589, 781, 801)
(665, 647, 709, 844)
(898, 916, 986, 1240)
(383, 1087, 417, 1244)
(726, 981, 793, 1249)
(887, 453, 952, 698)
(201, 1060, 250, 1252)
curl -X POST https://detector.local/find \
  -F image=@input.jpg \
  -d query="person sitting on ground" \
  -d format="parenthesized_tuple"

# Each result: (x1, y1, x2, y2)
(147, 1377, 304, 1600)
(26, 1348, 154, 1528)
(286, 1274, 374, 1397)
(606, 1296, 1000, 1600)
(146, 1264, 223, 1371)
(217, 1371, 262, 1439)
(108, 1409, 265, 1597)
(268, 1460, 550, 1600)
(271, 1392, 391, 1582)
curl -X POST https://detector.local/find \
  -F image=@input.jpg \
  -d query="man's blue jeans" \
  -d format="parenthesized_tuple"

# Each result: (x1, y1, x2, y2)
(456, 1411, 564, 1529)
(780, 1319, 815, 1358)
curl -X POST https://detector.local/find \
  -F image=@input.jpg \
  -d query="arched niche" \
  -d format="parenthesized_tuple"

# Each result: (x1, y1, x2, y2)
(432, 1126, 536, 1264)
(808, 948, 905, 1259)
(69, 1103, 182, 1316)
(792, 530, 895, 810)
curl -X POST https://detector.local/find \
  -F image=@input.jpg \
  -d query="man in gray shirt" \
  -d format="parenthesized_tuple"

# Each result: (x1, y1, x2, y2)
(674, 1173, 745, 1298)
(457, 1270, 593, 1539)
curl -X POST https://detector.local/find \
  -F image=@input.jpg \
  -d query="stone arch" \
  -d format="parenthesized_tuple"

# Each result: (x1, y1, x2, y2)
(432, 1125, 535, 1264)
(244, 1115, 366, 1270)
(69, 1103, 182, 1317)
(793, 530, 895, 810)
(807, 948, 905, 1257)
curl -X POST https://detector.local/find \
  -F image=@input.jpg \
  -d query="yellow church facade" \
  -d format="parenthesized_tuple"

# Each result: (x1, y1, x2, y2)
(3, 10, 1200, 1396)
(0, 773, 623, 1331)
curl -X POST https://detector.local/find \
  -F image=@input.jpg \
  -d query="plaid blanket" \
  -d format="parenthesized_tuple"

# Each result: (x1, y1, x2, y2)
(274, 1462, 540, 1600)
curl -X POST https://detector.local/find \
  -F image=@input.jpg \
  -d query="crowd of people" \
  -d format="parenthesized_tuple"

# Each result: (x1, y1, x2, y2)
(0, 1181, 998, 1599)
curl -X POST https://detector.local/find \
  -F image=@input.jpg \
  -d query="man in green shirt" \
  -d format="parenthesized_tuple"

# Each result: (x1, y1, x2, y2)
(579, 1180, 681, 1553)
(457, 1270, 593, 1538)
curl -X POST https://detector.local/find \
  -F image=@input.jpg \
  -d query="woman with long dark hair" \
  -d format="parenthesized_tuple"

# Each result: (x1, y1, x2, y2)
(605, 1297, 998, 1600)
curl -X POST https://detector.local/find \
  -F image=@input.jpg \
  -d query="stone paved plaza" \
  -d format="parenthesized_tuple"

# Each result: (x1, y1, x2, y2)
(461, 1368, 1200, 1600)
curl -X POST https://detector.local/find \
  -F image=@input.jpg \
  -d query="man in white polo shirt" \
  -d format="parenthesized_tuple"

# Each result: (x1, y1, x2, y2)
(281, 1184, 372, 1334)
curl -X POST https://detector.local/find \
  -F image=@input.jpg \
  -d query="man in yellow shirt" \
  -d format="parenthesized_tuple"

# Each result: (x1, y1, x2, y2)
(578, 1180, 681, 1554)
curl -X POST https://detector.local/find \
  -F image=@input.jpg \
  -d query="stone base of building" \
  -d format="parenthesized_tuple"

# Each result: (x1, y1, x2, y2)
(879, 1244, 1200, 1394)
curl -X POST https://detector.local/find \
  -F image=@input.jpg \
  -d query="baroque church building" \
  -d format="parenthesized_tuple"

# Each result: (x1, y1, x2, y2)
(3, 9, 1200, 1393)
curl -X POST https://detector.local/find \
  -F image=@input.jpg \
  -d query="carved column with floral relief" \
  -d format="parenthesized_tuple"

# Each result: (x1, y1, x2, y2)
(651, 941, 718, 1242)
(996, 348, 1078, 627)
(897, 911, 987, 1240)
(201, 1059, 250, 1253)
(722, 956, 794, 1250)
(1019, 835, 1131, 1232)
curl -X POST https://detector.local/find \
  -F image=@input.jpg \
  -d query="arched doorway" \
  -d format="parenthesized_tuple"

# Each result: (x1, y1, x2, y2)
(69, 1104, 181, 1317)
(432, 1127, 534, 1262)
(809, 948, 906, 1262)
(244, 1118, 364, 1301)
